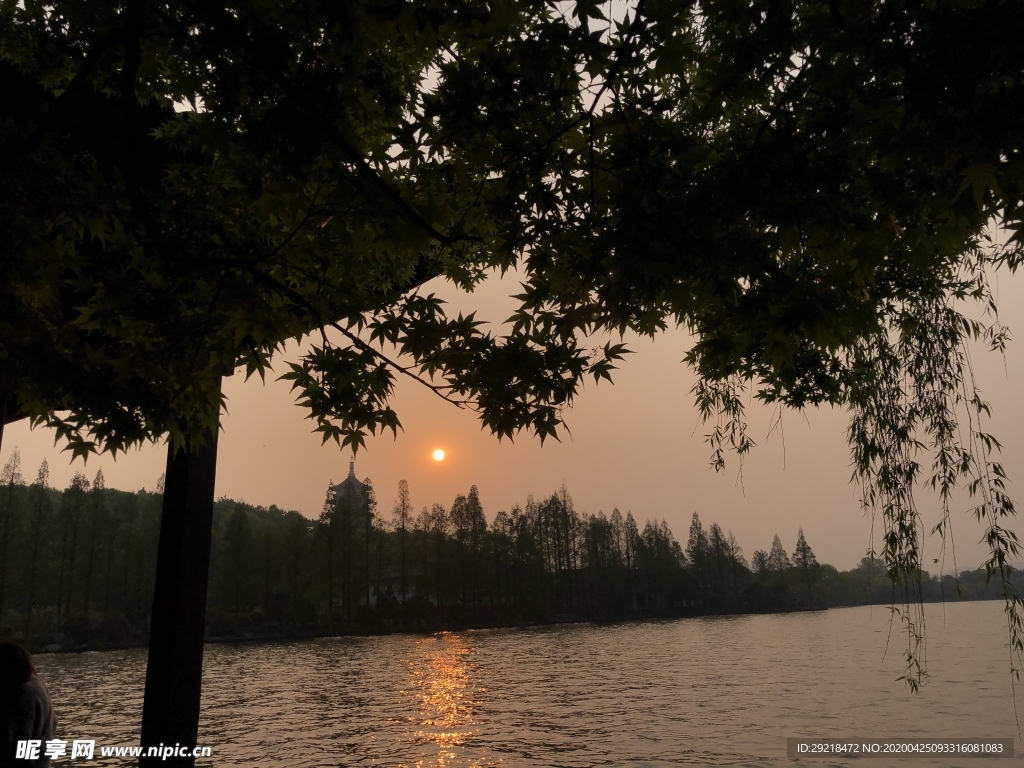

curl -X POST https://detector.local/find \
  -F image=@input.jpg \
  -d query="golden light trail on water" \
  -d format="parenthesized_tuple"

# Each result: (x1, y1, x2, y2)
(402, 633, 487, 766)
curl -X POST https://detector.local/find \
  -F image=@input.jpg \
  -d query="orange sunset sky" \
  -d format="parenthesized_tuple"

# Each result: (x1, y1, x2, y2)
(4, 267, 1024, 571)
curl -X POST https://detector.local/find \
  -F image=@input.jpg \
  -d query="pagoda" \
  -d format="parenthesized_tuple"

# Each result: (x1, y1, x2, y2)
(332, 457, 367, 511)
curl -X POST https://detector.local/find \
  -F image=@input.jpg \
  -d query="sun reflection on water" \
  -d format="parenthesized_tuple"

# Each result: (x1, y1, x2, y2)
(398, 632, 497, 768)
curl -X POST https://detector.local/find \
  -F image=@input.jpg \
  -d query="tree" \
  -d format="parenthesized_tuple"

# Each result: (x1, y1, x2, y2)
(792, 528, 821, 606)
(686, 513, 709, 600)
(431, 503, 450, 620)
(768, 535, 791, 586)
(121, 491, 141, 615)
(391, 480, 412, 613)
(0, 448, 23, 622)
(23, 460, 50, 639)
(708, 523, 728, 598)
(82, 469, 106, 612)
(287, 513, 307, 625)
(751, 551, 770, 583)
(726, 532, 746, 594)
(57, 473, 90, 624)
(224, 507, 251, 613)
(466, 486, 487, 614)
(362, 480, 377, 610)
(5, 0, 1024, 753)
(317, 485, 337, 620)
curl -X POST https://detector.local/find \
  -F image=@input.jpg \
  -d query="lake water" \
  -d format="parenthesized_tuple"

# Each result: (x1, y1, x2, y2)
(34, 601, 1017, 766)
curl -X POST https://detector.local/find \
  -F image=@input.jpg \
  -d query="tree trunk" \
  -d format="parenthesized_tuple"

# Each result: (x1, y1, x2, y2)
(375, 528, 383, 607)
(83, 495, 103, 612)
(64, 508, 81, 621)
(365, 503, 371, 609)
(421, 529, 429, 610)
(399, 525, 406, 624)
(0, 472, 17, 623)
(326, 519, 334, 620)
(24, 491, 46, 641)
(56, 517, 70, 626)
(104, 528, 117, 613)
(139, 404, 221, 768)
(122, 518, 135, 614)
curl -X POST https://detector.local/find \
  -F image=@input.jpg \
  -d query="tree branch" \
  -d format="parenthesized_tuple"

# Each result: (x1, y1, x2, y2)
(196, 2, 479, 250)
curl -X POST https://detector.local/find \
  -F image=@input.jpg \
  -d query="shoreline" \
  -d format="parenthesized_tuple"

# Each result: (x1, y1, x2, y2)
(25, 597, 1004, 656)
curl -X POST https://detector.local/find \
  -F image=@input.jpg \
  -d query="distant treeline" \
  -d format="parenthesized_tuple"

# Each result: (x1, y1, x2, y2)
(0, 450, 1007, 651)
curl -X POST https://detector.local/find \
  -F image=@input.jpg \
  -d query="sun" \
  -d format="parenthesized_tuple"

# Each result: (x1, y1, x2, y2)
(432, 448, 446, 462)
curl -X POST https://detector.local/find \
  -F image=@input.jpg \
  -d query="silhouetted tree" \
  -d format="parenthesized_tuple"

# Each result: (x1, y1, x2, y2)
(121, 491, 140, 614)
(708, 523, 728, 598)
(431, 503, 449, 620)
(224, 507, 251, 613)
(59, 473, 89, 622)
(81, 469, 106, 612)
(24, 461, 50, 638)
(752, 550, 769, 582)
(727, 532, 746, 593)
(0, 448, 23, 622)
(769, 535, 791, 586)
(415, 507, 432, 610)
(466, 486, 486, 614)
(392, 480, 412, 612)
(792, 528, 820, 606)
(318, 485, 337, 619)
(686, 513, 710, 601)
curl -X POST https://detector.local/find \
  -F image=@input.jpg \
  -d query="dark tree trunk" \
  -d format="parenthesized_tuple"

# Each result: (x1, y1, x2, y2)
(365, 503, 371, 609)
(0, 472, 16, 622)
(83, 492, 104, 612)
(64, 506, 81, 621)
(139, 404, 221, 768)
(122, 518, 135, 613)
(399, 526, 406, 608)
(421, 529, 429, 610)
(24, 491, 46, 640)
(375, 527, 383, 606)
(104, 525, 118, 613)
(326, 519, 334, 620)
(56, 517, 70, 626)
(122, 494, 138, 615)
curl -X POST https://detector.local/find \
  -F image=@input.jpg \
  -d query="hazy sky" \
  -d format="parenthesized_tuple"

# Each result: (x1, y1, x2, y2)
(4, 268, 1024, 571)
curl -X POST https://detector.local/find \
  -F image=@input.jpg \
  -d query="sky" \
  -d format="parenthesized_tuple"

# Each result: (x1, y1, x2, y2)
(4, 268, 1024, 572)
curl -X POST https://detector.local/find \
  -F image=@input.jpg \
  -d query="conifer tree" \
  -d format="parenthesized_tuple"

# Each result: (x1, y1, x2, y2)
(466, 486, 486, 613)
(24, 460, 50, 638)
(768, 535, 791, 586)
(686, 513, 709, 598)
(726, 532, 746, 593)
(317, 486, 337, 620)
(224, 507, 251, 613)
(708, 523, 728, 597)
(792, 528, 820, 606)
(82, 469, 106, 611)
(431, 503, 449, 619)
(0, 448, 23, 622)
(60, 473, 89, 622)
(391, 480, 412, 611)
(751, 550, 769, 583)
(121, 491, 140, 615)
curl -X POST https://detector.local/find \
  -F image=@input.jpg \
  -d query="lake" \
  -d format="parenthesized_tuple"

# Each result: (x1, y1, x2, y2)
(34, 601, 1016, 766)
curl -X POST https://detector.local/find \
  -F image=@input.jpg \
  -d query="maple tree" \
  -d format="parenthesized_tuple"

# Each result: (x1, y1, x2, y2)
(3, 0, 1023, 760)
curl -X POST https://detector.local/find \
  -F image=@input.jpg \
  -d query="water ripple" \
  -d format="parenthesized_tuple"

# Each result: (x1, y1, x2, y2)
(34, 602, 1016, 767)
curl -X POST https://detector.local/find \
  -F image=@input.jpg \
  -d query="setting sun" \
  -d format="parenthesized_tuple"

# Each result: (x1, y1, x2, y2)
(432, 448, 445, 462)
